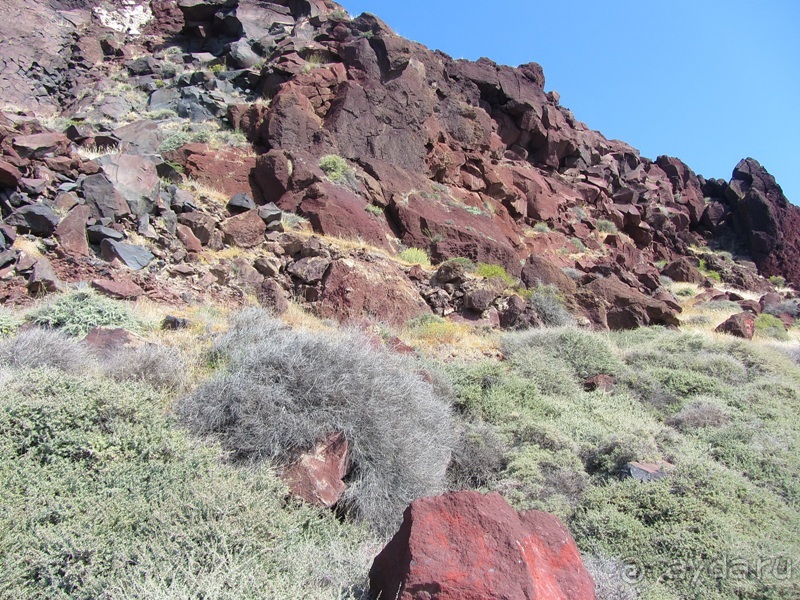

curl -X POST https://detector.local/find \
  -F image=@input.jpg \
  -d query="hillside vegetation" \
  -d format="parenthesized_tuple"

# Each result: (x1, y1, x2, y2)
(0, 287, 798, 599)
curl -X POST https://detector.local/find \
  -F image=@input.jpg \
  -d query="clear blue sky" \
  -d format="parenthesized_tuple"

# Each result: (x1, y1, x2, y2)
(338, 1, 800, 205)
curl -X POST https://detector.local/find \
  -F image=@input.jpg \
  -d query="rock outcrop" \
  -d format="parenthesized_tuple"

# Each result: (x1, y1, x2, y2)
(0, 0, 797, 327)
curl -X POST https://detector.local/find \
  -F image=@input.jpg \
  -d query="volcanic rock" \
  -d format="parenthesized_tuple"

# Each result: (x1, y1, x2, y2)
(220, 209, 266, 247)
(369, 490, 596, 600)
(281, 432, 349, 508)
(715, 312, 756, 339)
(100, 239, 155, 270)
(91, 278, 145, 300)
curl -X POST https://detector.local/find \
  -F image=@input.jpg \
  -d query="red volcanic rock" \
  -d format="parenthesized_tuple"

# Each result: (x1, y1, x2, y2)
(725, 158, 800, 287)
(318, 257, 430, 326)
(55, 204, 91, 256)
(220, 209, 267, 248)
(168, 143, 256, 198)
(177, 212, 216, 245)
(281, 432, 349, 508)
(583, 374, 616, 392)
(176, 223, 202, 253)
(369, 490, 596, 600)
(715, 312, 756, 339)
(91, 278, 144, 300)
(296, 182, 394, 250)
(0, 159, 22, 188)
(12, 132, 70, 159)
(661, 257, 704, 284)
(581, 275, 680, 330)
(521, 254, 576, 296)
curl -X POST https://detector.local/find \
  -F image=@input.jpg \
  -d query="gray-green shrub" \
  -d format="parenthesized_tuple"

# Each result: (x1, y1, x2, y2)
(25, 290, 143, 337)
(178, 309, 456, 533)
(0, 328, 94, 373)
(102, 344, 188, 393)
(525, 284, 574, 327)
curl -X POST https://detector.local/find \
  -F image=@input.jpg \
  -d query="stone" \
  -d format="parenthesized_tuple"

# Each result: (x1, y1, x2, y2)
(55, 205, 91, 256)
(168, 143, 255, 198)
(580, 275, 680, 330)
(220, 209, 267, 248)
(227, 192, 255, 214)
(625, 461, 673, 482)
(521, 255, 576, 296)
(715, 312, 755, 339)
(87, 225, 125, 245)
(369, 490, 596, 600)
(257, 279, 290, 314)
(462, 283, 499, 313)
(287, 255, 330, 284)
(6, 204, 60, 236)
(661, 258, 704, 284)
(82, 327, 135, 356)
(317, 258, 431, 327)
(281, 432, 349, 508)
(81, 173, 130, 220)
(98, 154, 160, 217)
(435, 260, 466, 284)
(91, 278, 145, 300)
(26, 258, 62, 295)
(176, 223, 203, 252)
(257, 202, 283, 224)
(12, 132, 70, 159)
(177, 212, 217, 245)
(100, 239, 155, 270)
(0, 159, 22, 188)
(162, 315, 191, 330)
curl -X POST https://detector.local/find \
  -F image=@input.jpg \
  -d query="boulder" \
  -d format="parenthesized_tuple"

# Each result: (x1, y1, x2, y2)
(220, 209, 266, 248)
(12, 133, 70, 159)
(6, 204, 60, 237)
(369, 490, 596, 600)
(168, 143, 255, 198)
(280, 432, 349, 508)
(0, 159, 22, 188)
(81, 173, 130, 221)
(581, 275, 680, 330)
(91, 278, 145, 300)
(287, 255, 330, 284)
(257, 279, 290, 314)
(177, 212, 217, 244)
(317, 257, 431, 326)
(661, 258, 704, 284)
(227, 192, 255, 214)
(100, 239, 155, 270)
(55, 205, 90, 256)
(87, 225, 125, 245)
(99, 154, 160, 217)
(26, 258, 62, 295)
(715, 312, 755, 339)
(82, 327, 136, 356)
(521, 255, 576, 295)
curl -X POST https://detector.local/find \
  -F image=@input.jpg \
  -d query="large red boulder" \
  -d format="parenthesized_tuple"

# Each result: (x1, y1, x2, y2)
(369, 490, 595, 600)
(168, 143, 256, 198)
(715, 312, 755, 339)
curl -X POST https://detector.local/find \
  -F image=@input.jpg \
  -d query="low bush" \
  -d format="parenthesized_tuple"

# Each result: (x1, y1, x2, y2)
(0, 328, 94, 373)
(178, 309, 456, 533)
(504, 326, 623, 380)
(25, 290, 143, 337)
(668, 399, 731, 431)
(398, 247, 431, 267)
(0, 307, 21, 337)
(102, 344, 188, 393)
(440, 256, 476, 272)
(768, 275, 786, 288)
(526, 283, 574, 327)
(474, 262, 515, 286)
(595, 219, 618, 234)
(319, 154, 357, 188)
(0, 367, 375, 599)
(532, 222, 550, 233)
(764, 299, 800, 319)
(754, 313, 789, 340)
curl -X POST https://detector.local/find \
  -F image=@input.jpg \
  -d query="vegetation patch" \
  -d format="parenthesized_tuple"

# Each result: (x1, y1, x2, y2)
(474, 262, 515, 286)
(398, 247, 431, 267)
(319, 154, 357, 187)
(25, 290, 144, 337)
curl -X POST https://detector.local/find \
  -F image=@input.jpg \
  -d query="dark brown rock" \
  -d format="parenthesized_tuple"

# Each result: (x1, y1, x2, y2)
(661, 257, 704, 284)
(91, 279, 145, 300)
(521, 255, 576, 295)
(715, 312, 755, 339)
(220, 209, 267, 248)
(55, 205, 90, 256)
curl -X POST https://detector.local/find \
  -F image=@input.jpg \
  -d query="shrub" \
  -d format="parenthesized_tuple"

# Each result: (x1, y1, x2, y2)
(25, 290, 142, 337)
(583, 555, 640, 600)
(209, 63, 224, 74)
(765, 299, 800, 319)
(504, 326, 623, 380)
(474, 262, 515, 286)
(158, 131, 193, 154)
(596, 219, 618, 234)
(407, 315, 467, 344)
(0, 308, 21, 337)
(532, 222, 550, 233)
(0, 328, 94, 373)
(448, 422, 508, 488)
(364, 204, 383, 216)
(668, 399, 730, 431)
(769, 275, 786, 287)
(177, 309, 456, 533)
(755, 313, 789, 340)
(440, 256, 476, 272)
(398, 247, 431, 267)
(0, 367, 375, 598)
(319, 154, 357, 187)
(102, 344, 188, 392)
(526, 284, 574, 327)
(561, 266, 583, 280)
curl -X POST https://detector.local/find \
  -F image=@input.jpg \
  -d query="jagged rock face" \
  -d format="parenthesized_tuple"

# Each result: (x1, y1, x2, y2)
(0, 0, 797, 326)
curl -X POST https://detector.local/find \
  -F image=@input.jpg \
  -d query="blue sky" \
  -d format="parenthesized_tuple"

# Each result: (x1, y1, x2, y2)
(338, 1, 800, 205)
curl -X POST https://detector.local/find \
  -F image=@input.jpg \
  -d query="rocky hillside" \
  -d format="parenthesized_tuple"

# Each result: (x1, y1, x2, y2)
(1, 0, 799, 327)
